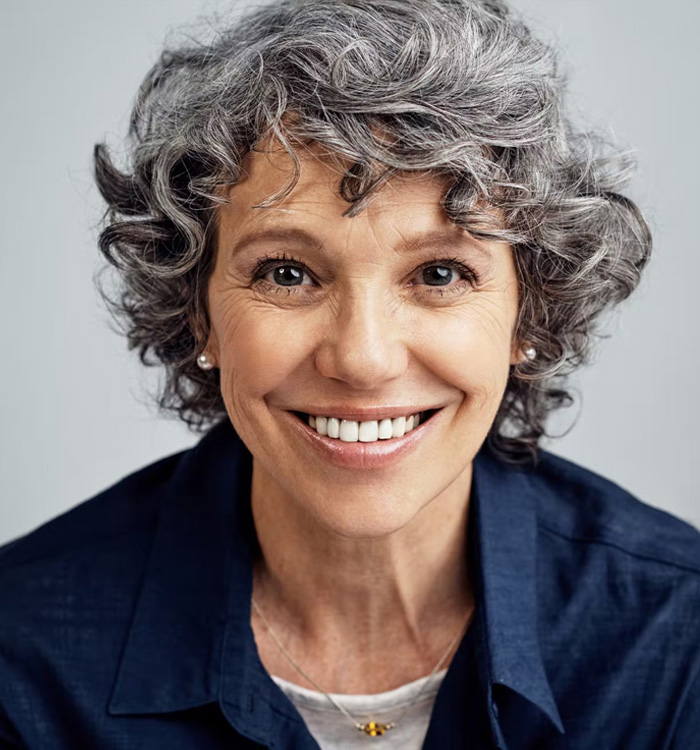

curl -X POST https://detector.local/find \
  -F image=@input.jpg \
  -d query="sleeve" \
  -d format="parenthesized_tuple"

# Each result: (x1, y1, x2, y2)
(0, 703, 22, 749)
(670, 668, 700, 748)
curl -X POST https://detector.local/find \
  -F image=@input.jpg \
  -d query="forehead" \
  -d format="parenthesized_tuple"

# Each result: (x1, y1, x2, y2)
(221, 135, 453, 232)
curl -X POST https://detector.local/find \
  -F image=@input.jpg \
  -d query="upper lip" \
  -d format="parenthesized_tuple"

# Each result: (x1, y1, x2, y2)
(288, 405, 443, 422)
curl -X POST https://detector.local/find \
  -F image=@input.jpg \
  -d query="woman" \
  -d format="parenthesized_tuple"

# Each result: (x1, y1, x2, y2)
(1, 0, 698, 748)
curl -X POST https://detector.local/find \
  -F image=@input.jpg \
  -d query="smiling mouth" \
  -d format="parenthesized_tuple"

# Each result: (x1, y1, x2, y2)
(290, 409, 441, 443)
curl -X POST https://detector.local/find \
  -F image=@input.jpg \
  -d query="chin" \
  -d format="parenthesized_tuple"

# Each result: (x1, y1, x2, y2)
(300, 484, 433, 540)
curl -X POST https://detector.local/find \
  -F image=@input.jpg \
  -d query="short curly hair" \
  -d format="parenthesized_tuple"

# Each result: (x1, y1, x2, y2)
(94, 0, 651, 463)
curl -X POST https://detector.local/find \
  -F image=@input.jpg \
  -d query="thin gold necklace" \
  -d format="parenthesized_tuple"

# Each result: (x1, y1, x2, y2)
(251, 597, 472, 737)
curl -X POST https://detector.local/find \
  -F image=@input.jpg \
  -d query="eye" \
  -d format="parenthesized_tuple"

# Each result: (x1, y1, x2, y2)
(420, 265, 460, 286)
(251, 254, 316, 288)
(266, 265, 311, 286)
(410, 259, 477, 289)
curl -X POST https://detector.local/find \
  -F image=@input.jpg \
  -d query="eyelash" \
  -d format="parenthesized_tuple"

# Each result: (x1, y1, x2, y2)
(250, 252, 479, 296)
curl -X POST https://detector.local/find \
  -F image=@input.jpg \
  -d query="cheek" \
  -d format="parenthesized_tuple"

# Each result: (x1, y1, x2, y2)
(413, 303, 515, 404)
(213, 301, 315, 399)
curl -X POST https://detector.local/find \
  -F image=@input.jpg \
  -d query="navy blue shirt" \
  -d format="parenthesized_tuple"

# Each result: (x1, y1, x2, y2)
(1, 420, 699, 749)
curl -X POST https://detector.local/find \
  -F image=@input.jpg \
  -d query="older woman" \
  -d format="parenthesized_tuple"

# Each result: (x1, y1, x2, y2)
(1, 0, 698, 748)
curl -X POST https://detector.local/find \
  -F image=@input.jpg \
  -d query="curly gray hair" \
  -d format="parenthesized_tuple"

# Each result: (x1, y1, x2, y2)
(94, 0, 651, 463)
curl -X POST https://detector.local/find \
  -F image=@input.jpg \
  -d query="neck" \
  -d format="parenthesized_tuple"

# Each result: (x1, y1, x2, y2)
(249, 461, 475, 692)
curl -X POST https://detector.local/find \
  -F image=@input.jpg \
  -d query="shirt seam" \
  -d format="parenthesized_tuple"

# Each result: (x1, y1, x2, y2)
(538, 522, 700, 576)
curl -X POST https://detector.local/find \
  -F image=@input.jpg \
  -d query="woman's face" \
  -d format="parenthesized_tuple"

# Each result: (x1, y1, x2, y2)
(208, 138, 523, 537)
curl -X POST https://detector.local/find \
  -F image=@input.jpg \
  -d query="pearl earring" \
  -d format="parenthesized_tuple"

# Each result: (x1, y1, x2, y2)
(523, 347, 537, 362)
(197, 353, 214, 371)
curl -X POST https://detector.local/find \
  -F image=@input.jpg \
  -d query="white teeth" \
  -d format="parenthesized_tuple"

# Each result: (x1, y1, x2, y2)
(339, 419, 359, 442)
(378, 418, 393, 439)
(306, 411, 427, 442)
(327, 417, 340, 439)
(392, 416, 406, 438)
(358, 420, 379, 442)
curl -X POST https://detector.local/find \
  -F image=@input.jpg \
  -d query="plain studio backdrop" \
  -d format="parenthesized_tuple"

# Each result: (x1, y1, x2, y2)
(1, 0, 698, 546)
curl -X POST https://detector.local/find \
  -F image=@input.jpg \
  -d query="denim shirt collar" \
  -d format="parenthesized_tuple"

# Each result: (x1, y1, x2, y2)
(471, 446, 565, 742)
(107, 420, 564, 746)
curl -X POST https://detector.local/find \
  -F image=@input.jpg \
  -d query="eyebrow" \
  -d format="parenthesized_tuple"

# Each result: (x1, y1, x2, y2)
(399, 229, 494, 259)
(229, 228, 322, 257)
(228, 226, 494, 260)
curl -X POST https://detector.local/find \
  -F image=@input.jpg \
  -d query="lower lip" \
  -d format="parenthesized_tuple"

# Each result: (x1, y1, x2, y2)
(282, 409, 443, 470)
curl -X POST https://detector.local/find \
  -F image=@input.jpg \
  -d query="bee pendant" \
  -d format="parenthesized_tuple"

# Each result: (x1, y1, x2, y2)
(356, 721, 395, 736)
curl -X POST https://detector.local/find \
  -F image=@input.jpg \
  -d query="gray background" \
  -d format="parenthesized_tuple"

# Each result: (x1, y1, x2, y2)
(1, 0, 698, 546)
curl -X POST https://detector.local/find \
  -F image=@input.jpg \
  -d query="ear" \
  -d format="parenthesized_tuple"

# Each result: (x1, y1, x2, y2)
(510, 338, 527, 367)
(202, 327, 220, 368)
(188, 294, 219, 369)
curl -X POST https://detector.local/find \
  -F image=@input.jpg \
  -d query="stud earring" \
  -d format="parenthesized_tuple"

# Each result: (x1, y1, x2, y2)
(197, 353, 214, 371)
(523, 347, 537, 362)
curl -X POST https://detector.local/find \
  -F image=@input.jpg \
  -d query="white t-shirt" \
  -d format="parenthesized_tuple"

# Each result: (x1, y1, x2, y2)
(270, 669, 448, 749)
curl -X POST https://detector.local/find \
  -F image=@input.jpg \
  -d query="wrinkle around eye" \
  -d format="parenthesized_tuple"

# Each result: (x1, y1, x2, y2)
(250, 276, 323, 308)
(243, 255, 492, 310)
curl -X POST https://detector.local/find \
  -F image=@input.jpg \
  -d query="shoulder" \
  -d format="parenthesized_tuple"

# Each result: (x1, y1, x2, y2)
(0, 447, 191, 739)
(523, 451, 700, 740)
(0, 448, 194, 633)
(0, 449, 191, 638)
(529, 448, 700, 575)
(0, 449, 185, 572)
(0, 448, 189, 673)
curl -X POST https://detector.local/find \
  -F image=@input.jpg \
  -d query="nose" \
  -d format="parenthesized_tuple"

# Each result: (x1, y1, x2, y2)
(314, 288, 409, 390)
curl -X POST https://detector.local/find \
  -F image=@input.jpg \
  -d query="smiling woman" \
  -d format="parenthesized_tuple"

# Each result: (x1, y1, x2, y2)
(1, 1, 699, 749)
(208, 145, 520, 537)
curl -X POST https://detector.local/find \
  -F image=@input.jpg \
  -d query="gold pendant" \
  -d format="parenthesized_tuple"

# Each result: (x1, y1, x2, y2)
(356, 721, 395, 736)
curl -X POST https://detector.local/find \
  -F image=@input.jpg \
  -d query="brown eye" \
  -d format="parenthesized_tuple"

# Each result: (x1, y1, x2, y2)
(421, 265, 458, 286)
(269, 265, 305, 286)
